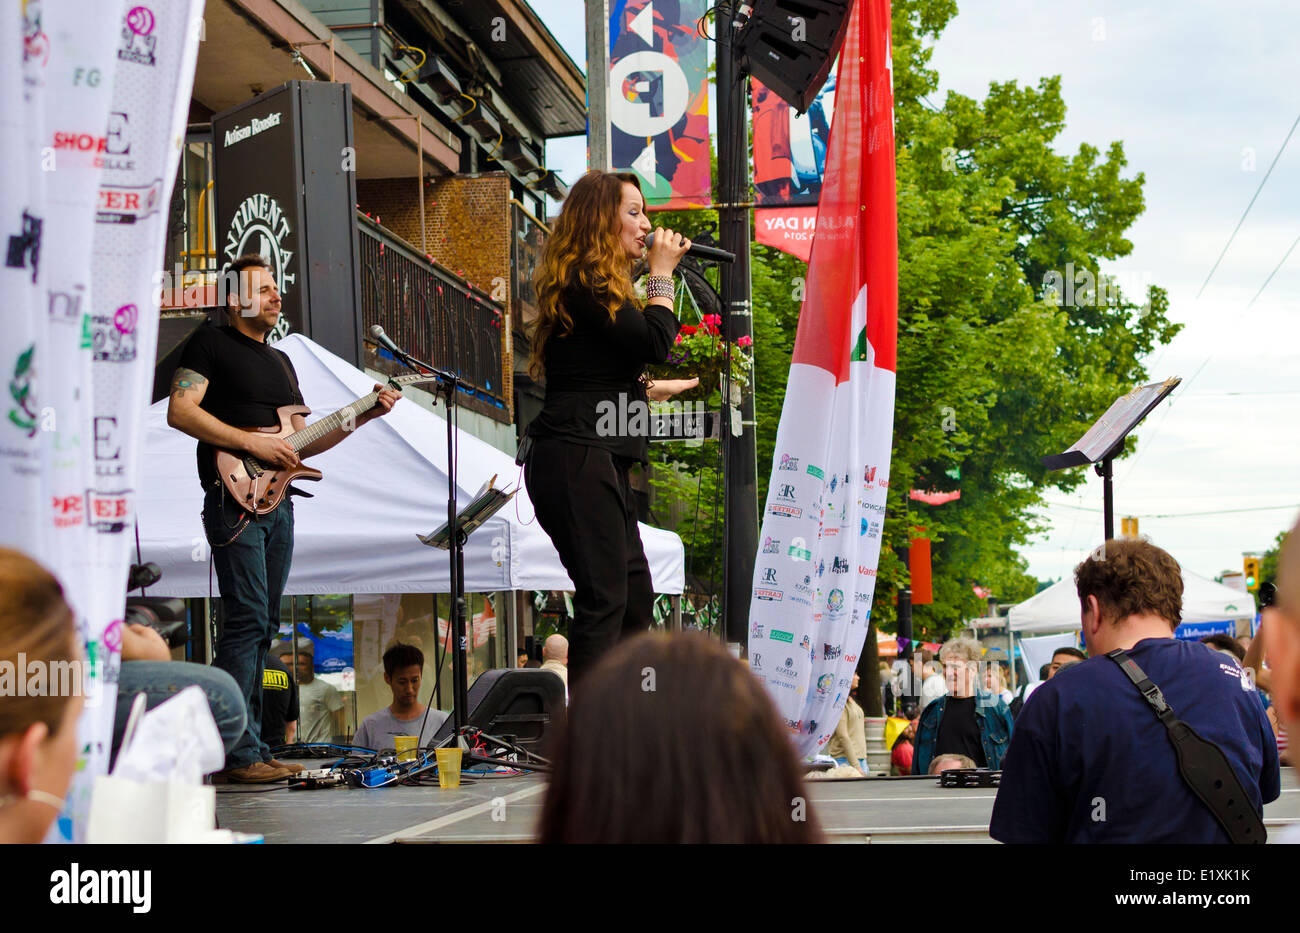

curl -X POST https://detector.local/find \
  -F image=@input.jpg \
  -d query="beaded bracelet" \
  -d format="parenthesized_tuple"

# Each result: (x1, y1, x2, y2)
(645, 274, 675, 301)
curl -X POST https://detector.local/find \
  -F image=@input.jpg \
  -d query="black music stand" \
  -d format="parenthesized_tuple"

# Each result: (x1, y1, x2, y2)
(1042, 377, 1181, 540)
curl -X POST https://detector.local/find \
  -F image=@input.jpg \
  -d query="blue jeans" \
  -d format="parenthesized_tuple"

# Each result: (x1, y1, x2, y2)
(112, 661, 246, 768)
(203, 484, 294, 768)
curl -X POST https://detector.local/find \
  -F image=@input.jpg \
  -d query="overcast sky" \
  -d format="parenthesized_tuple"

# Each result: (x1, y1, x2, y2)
(529, 0, 1300, 587)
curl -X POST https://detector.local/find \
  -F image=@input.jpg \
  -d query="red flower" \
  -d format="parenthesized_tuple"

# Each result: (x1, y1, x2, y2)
(702, 313, 722, 327)
(680, 325, 698, 336)
(737, 335, 753, 348)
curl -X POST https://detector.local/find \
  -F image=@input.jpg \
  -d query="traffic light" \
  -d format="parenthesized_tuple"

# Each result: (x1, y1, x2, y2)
(1121, 516, 1139, 538)
(1244, 557, 1260, 592)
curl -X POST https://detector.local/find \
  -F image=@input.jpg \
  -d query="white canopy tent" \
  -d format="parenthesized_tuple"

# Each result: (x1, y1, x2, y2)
(1008, 569, 1256, 635)
(136, 333, 685, 596)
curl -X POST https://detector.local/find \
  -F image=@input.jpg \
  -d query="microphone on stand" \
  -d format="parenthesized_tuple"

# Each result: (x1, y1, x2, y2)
(645, 231, 736, 264)
(367, 325, 458, 386)
(369, 324, 409, 360)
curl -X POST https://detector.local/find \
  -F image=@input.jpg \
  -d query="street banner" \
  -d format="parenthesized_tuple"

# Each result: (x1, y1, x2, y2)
(0, 1, 48, 556)
(747, 0, 898, 758)
(608, 0, 711, 208)
(34, 0, 125, 840)
(752, 68, 836, 259)
(76, 0, 205, 840)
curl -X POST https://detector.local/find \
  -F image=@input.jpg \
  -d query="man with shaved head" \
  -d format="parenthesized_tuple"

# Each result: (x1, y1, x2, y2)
(541, 634, 569, 694)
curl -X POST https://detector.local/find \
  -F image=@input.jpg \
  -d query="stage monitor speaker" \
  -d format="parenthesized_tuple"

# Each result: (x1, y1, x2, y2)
(432, 668, 565, 754)
(735, 0, 853, 113)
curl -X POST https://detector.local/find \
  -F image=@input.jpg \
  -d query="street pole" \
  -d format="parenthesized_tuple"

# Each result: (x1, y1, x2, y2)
(584, 0, 612, 172)
(716, 0, 758, 646)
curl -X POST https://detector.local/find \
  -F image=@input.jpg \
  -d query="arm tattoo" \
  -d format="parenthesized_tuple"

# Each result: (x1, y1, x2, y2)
(170, 367, 208, 402)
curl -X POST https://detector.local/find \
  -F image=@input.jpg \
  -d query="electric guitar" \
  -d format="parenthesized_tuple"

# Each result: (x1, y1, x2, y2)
(214, 373, 437, 515)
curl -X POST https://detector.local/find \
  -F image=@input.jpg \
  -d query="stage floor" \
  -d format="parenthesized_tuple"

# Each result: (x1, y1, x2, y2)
(215, 762, 1300, 844)
(213, 762, 1300, 844)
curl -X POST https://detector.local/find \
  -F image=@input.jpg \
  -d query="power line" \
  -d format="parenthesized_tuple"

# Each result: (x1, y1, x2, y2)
(1042, 501, 1300, 519)
(1245, 229, 1300, 310)
(1196, 108, 1300, 298)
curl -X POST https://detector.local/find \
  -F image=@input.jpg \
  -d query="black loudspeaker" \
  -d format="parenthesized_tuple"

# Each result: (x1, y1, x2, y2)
(432, 669, 565, 754)
(735, 0, 853, 113)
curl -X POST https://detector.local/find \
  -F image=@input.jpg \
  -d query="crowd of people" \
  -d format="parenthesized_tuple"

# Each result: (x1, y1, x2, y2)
(4, 529, 1300, 843)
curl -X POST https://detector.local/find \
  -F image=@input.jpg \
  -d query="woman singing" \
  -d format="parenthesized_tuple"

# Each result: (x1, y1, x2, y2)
(524, 171, 697, 689)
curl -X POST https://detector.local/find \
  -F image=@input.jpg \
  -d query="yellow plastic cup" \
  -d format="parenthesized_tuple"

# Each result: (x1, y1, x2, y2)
(435, 747, 463, 788)
(394, 735, 419, 762)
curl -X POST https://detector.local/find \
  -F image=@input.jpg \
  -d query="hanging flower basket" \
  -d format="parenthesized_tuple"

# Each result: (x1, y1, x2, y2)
(647, 314, 753, 402)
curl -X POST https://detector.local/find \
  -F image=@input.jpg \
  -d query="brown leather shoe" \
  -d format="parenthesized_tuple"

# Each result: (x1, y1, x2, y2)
(267, 759, 304, 774)
(211, 761, 293, 784)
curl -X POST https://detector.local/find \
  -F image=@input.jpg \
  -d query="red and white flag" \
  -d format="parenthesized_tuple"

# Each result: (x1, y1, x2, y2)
(747, 0, 897, 757)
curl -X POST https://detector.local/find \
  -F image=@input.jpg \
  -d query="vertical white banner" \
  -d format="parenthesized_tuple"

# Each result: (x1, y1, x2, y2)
(38, 0, 125, 840)
(0, 2, 47, 555)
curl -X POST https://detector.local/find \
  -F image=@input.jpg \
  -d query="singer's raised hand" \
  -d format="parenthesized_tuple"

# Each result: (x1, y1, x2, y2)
(647, 227, 692, 276)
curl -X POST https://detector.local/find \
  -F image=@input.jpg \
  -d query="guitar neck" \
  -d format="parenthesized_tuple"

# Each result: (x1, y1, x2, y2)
(284, 391, 378, 452)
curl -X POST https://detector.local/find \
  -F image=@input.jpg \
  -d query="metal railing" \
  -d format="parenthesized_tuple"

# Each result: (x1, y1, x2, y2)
(356, 213, 507, 413)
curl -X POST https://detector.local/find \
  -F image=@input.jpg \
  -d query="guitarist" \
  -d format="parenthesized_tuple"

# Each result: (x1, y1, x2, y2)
(167, 253, 401, 783)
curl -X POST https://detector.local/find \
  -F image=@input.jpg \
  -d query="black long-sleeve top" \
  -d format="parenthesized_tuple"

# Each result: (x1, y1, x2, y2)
(526, 284, 681, 464)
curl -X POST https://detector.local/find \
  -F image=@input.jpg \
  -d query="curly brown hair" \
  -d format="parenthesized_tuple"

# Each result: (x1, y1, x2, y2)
(528, 171, 644, 380)
(1074, 538, 1182, 629)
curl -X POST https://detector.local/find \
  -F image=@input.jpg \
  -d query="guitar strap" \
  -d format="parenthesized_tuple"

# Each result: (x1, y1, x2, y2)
(1107, 648, 1266, 844)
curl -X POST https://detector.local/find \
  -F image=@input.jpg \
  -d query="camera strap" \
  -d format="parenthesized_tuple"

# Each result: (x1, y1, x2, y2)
(1107, 648, 1265, 844)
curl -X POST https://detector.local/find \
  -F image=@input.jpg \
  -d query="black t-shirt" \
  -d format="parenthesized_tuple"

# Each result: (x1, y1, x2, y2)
(526, 285, 679, 464)
(261, 653, 299, 748)
(934, 695, 987, 767)
(176, 323, 304, 488)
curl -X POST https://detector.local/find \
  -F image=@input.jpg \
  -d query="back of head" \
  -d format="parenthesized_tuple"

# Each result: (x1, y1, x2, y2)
(928, 753, 977, 775)
(539, 632, 821, 843)
(542, 633, 568, 663)
(0, 549, 78, 739)
(1200, 633, 1245, 663)
(1074, 538, 1182, 628)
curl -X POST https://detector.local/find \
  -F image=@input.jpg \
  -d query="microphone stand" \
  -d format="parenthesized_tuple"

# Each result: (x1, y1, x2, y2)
(371, 343, 471, 743)
(371, 339, 548, 775)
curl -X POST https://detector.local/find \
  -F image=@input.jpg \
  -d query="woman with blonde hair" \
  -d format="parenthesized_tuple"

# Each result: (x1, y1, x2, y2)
(0, 549, 85, 843)
(522, 171, 696, 688)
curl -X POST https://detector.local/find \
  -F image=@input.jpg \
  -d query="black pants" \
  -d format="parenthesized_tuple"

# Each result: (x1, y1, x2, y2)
(524, 437, 653, 688)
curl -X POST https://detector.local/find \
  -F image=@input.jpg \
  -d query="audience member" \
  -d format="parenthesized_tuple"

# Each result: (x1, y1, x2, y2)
(353, 643, 447, 750)
(928, 753, 977, 775)
(539, 632, 822, 842)
(827, 673, 868, 775)
(276, 642, 344, 743)
(984, 662, 1013, 706)
(1047, 647, 1086, 679)
(115, 623, 248, 771)
(540, 634, 569, 691)
(1201, 633, 1246, 665)
(913, 637, 1014, 774)
(0, 550, 85, 843)
(260, 649, 298, 748)
(517, 653, 529, 669)
(990, 539, 1280, 843)
(891, 718, 917, 775)
(919, 659, 946, 712)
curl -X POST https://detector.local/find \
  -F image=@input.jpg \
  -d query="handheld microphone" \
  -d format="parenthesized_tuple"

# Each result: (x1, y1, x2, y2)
(645, 232, 736, 264)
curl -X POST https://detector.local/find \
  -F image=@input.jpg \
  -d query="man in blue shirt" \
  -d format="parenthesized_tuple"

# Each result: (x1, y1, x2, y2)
(990, 538, 1280, 843)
